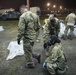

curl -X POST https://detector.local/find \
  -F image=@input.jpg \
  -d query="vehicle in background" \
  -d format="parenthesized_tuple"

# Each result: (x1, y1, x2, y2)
(0, 8, 15, 15)
(0, 11, 21, 20)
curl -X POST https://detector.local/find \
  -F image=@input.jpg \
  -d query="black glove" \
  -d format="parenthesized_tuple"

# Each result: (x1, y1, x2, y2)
(43, 43, 48, 49)
(17, 39, 20, 45)
(48, 40, 52, 46)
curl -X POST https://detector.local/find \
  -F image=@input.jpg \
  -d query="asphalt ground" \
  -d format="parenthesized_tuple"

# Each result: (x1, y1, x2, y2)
(0, 20, 76, 75)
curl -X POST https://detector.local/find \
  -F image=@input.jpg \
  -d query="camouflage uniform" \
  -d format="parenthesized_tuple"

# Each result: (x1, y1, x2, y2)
(64, 13, 76, 39)
(43, 15, 60, 44)
(17, 10, 40, 64)
(45, 43, 67, 75)
(48, 15, 60, 36)
(35, 16, 41, 40)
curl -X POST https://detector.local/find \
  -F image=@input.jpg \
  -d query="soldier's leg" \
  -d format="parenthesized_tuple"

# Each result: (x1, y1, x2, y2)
(56, 68, 67, 75)
(63, 26, 69, 39)
(69, 26, 74, 40)
(47, 63, 57, 75)
(23, 38, 35, 68)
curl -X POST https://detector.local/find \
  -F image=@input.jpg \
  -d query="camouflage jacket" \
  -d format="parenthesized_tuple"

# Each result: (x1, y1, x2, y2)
(45, 43, 67, 70)
(43, 16, 60, 43)
(17, 11, 40, 42)
(65, 13, 76, 26)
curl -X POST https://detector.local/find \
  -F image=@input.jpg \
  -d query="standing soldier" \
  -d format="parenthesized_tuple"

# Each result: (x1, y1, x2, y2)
(63, 13, 76, 40)
(17, 5, 41, 68)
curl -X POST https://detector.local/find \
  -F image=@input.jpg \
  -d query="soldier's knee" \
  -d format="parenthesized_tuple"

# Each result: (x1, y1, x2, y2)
(56, 68, 67, 75)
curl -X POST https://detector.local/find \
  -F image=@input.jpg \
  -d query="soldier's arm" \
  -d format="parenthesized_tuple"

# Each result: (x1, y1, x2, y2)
(43, 24, 50, 43)
(17, 17, 25, 40)
(37, 16, 41, 31)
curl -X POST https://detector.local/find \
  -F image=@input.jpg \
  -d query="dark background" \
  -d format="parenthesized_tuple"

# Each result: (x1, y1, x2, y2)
(0, 0, 76, 10)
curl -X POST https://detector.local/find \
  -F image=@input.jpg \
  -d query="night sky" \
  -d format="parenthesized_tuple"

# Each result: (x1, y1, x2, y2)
(0, 0, 76, 10)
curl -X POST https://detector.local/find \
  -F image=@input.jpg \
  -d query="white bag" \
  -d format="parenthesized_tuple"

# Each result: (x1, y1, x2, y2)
(0, 26, 4, 31)
(58, 23, 76, 38)
(6, 40, 24, 60)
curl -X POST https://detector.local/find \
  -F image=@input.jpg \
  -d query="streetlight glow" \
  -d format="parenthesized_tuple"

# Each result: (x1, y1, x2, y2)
(47, 3, 50, 7)
(65, 8, 67, 10)
(53, 5, 56, 8)
(60, 6, 62, 10)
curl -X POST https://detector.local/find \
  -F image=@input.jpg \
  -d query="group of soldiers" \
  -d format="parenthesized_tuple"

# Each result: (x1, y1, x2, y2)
(17, 5, 76, 75)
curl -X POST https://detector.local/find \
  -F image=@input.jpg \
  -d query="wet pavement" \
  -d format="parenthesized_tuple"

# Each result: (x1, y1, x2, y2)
(0, 20, 76, 75)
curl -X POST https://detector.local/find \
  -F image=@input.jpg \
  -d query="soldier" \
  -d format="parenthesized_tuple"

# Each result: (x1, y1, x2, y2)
(48, 14, 60, 37)
(63, 13, 76, 40)
(43, 14, 60, 53)
(43, 35, 68, 75)
(17, 5, 41, 68)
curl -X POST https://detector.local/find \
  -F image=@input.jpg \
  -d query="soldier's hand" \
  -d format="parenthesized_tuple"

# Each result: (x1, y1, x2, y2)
(17, 39, 20, 45)
(43, 43, 48, 49)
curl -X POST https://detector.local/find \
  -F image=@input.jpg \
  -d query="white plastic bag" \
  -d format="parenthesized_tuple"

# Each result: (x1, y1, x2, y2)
(58, 23, 76, 38)
(0, 26, 4, 31)
(58, 23, 66, 38)
(6, 40, 24, 60)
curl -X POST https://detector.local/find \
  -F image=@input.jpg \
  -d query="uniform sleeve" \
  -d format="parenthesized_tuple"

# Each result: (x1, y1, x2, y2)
(17, 17, 25, 40)
(43, 17, 51, 43)
(43, 24, 50, 43)
(37, 16, 41, 31)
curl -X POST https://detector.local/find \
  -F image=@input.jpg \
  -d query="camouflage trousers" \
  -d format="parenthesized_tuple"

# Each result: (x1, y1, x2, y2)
(45, 62, 67, 75)
(64, 25, 74, 39)
(23, 38, 34, 63)
(36, 30, 40, 39)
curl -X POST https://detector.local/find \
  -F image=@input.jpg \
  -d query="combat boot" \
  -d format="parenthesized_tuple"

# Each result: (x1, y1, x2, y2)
(62, 35, 67, 40)
(32, 53, 41, 63)
(68, 34, 74, 40)
(26, 61, 35, 68)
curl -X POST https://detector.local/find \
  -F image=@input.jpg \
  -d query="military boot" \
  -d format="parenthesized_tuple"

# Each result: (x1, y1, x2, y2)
(26, 61, 35, 68)
(68, 34, 74, 40)
(32, 53, 41, 63)
(62, 34, 67, 40)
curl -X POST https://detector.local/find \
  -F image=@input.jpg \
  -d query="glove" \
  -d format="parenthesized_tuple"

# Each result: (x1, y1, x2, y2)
(48, 40, 52, 46)
(43, 62, 47, 69)
(43, 43, 48, 50)
(17, 39, 20, 45)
